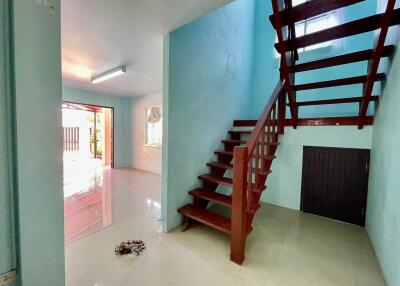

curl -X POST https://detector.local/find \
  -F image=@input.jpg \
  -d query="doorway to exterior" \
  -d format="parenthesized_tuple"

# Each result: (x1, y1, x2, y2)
(301, 146, 370, 226)
(62, 102, 114, 242)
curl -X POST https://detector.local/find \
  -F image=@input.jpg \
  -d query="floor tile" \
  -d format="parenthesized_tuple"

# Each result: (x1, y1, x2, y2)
(65, 169, 386, 286)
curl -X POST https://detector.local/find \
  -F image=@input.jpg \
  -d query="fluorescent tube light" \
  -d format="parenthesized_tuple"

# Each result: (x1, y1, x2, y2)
(91, 66, 126, 84)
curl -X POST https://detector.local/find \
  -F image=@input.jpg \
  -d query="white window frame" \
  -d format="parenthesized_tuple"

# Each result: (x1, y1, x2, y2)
(275, 0, 343, 58)
(144, 107, 162, 148)
(296, 12, 340, 53)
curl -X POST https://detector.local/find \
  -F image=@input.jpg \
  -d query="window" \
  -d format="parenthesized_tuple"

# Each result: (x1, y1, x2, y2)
(276, 0, 340, 55)
(292, 0, 307, 6)
(145, 107, 162, 147)
(296, 13, 339, 52)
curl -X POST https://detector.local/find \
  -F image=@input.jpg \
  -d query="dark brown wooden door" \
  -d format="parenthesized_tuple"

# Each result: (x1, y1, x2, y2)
(301, 146, 370, 226)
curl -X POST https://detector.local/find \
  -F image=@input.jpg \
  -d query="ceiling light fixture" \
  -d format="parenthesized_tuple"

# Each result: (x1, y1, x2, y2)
(91, 66, 126, 84)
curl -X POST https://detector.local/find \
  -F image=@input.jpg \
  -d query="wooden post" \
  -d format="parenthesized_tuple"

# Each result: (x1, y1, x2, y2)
(93, 111, 97, 158)
(230, 146, 249, 265)
(272, 0, 298, 127)
(358, 0, 395, 129)
(278, 91, 286, 134)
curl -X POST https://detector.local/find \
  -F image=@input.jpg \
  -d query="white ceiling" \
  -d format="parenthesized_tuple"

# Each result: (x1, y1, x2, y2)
(61, 0, 232, 97)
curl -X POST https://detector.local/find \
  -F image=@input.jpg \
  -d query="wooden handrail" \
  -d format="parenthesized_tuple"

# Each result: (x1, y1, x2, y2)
(230, 79, 285, 264)
(231, 0, 291, 265)
(246, 80, 285, 156)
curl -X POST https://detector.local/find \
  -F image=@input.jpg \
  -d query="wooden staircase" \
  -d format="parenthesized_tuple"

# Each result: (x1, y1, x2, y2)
(178, 81, 284, 264)
(179, 121, 277, 209)
(177, 0, 398, 264)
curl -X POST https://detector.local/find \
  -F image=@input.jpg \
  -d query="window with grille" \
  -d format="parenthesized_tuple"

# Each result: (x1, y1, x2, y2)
(145, 107, 162, 147)
(276, 0, 341, 54)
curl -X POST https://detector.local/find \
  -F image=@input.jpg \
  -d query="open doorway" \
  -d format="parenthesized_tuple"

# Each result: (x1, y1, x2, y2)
(62, 102, 114, 242)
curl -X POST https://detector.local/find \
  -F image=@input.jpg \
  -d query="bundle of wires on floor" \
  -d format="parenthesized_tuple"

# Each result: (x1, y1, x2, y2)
(115, 240, 146, 256)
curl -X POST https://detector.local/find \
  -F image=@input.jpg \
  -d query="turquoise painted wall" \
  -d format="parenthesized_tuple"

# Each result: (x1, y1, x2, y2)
(366, 42, 400, 286)
(13, 0, 65, 285)
(261, 126, 373, 209)
(164, 0, 256, 231)
(0, 0, 16, 277)
(62, 86, 132, 168)
(250, 0, 378, 119)
(250, 0, 279, 119)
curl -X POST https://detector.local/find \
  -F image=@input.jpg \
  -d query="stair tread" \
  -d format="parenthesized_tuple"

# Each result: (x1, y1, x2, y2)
(293, 96, 379, 106)
(215, 150, 277, 159)
(178, 204, 231, 235)
(289, 74, 385, 91)
(229, 130, 252, 134)
(207, 159, 276, 169)
(199, 174, 266, 192)
(233, 120, 258, 127)
(290, 45, 395, 72)
(222, 140, 246, 144)
(286, 116, 374, 126)
(198, 174, 233, 186)
(189, 188, 232, 207)
(275, 9, 400, 52)
(207, 162, 233, 170)
(215, 150, 233, 156)
(269, 0, 364, 27)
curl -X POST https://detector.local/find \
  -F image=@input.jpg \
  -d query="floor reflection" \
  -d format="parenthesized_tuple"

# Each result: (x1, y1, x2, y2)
(65, 169, 163, 286)
(63, 158, 113, 243)
(146, 198, 163, 225)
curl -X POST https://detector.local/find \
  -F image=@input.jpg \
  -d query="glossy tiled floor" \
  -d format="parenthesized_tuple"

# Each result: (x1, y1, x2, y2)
(65, 169, 386, 286)
(64, 158, 113, 242)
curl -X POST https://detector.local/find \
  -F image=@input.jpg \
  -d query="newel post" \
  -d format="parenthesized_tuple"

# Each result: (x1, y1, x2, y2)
(230, 146, 249, 264)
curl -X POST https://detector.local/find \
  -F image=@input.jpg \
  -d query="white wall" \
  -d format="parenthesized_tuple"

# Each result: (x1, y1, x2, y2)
(261, 126, 373, 210)
(130, 93, 162, 174)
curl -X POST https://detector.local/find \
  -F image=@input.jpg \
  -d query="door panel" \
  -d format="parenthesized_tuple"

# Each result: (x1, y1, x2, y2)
(301, 146, 370, 226)
(0, 0, 16, 276)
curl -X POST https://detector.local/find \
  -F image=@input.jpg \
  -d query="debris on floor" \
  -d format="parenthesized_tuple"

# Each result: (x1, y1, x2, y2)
(115, 240, 146, 256)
